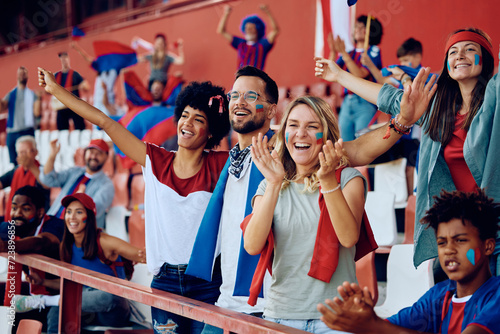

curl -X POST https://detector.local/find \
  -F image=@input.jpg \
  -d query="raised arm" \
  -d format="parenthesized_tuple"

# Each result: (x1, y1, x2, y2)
(317, 141, 364, 248)
(315, 57, 382, 105)
(43, 139, 60, 176)
(244, 134, 284, 255)
(333, 37, 369, 79)
(343, 67, 437, 167)
(33, 91, 41, 118)
(260, 4, 279, 44)
(38, 67, 147, 167)
(360, 52, 392, 85)
(70, 41, 94, 65)
(169, 38, 185, 65)
(217, 5, 234, 43)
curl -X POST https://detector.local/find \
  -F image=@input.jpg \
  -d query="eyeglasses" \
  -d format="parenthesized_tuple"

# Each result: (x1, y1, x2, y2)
(227, 90, 270, 104)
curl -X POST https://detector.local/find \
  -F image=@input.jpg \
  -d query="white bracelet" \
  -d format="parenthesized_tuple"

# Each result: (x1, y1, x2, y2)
(321, 184, 341, 194)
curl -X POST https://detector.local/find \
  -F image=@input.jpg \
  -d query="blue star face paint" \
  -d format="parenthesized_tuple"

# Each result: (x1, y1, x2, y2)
(256, 104, 264, 113)
(474, 54, 482, 66)
(285, 132, 289, 143)
(466, 248, 477, 266)
(315, 132, 323, 145)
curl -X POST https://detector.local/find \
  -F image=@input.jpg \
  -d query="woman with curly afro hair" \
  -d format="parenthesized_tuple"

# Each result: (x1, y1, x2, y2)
(38, 68, 231, 333)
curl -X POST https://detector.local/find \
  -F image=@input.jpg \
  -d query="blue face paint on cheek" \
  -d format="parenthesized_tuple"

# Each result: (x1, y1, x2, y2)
(474, 54, 481, 65)
(466, 249, 476, 266)
(315, 132, 323, 145)
(285, 132, 289, 143)
(256, 104, 264, 113)
(447, 60, 451, 72)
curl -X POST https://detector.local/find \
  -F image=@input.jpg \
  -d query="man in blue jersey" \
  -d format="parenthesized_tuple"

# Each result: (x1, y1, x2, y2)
(217, 4, 279, 70)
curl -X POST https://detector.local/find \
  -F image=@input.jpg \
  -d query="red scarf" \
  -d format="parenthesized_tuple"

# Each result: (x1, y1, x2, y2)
(5, 161, 40, 221)
(241, 168, 378, 306)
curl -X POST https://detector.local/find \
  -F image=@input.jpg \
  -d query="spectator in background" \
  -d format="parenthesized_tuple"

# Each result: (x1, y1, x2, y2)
(38, 138, 114, 229)
(14, 193, 145, 334)
(53, 52, 90, 130)
(217, 4, 279, 70)
(0, 186, 63, 330)
(0, 135, 50, 221)
(70, 41, 120, 118)
(328, 15, 383, 141)
(0, 66, 41, 164)
(132, 33, 185, 90)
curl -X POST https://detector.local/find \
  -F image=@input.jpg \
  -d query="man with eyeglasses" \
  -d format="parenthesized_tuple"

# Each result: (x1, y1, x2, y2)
(187, 66, 278, 333)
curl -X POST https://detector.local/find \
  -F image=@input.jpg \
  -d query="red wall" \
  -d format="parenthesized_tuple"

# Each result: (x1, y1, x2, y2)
(0, 0, 498, 98)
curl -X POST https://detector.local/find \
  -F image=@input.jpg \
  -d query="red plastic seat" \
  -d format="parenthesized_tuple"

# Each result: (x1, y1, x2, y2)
(288, 84, 308, 99)
(355, 251, 378, 305)
(16, 319, 43, 334)
(309, 82, 329, 98)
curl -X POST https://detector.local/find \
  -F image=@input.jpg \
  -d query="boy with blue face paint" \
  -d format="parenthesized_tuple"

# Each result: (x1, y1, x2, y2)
(318, 189, 500, 334)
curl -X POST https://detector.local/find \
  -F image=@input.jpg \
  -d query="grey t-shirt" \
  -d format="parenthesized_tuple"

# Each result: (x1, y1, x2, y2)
(254, 167, 365, 319)
(145, 54, 175, 83)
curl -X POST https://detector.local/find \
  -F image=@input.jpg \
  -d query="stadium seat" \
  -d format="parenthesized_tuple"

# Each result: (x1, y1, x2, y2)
(355, 251, 378, 305)
(374, 158, 408, 209)
(105, 206, 130, 242)
(403, 194, 416, 244)
(288, 84, 308, 99)
(374, 244, 434, 318)
(309, 82, 329, 98)
(365, 191, 398, 250)
(16, 319, 43, 334)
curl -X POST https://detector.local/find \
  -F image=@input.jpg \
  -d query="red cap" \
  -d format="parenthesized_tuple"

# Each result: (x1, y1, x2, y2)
(61, 193, 97, 215)
(86, 139, 109, 154)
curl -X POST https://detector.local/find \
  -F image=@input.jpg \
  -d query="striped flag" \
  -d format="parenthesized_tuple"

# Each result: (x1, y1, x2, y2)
(91, 41, 138, 73)
(116, 106, 178, 169)
(315, 0, 356, 58)
(123, 71, 183, 108)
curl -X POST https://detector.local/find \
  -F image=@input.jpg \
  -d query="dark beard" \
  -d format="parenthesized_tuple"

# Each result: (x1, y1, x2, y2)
(231, 117, 266, 134)
(19, 79, 28, 86)
(86, 160, 104, 172)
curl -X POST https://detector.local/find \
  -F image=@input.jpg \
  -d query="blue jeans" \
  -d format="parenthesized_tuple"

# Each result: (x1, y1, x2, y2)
(265, 316, 350, 334)
(6, 128, 35, 165)
(338, 94, 377, 141)
(47, 287, 131, 333)
(151, 261, 222, 334)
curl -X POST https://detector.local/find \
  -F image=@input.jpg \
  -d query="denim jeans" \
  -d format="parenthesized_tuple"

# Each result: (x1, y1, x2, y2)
(151, 260, 222, 334)
(338, 94, 377, 142)
(46, 287, 131, 333)
(265, 316, 351, 334)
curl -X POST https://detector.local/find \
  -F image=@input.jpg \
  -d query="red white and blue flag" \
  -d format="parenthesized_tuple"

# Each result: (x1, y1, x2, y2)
(116, 106, 178, 169)
(123, 71, 183, 108)
(91, 40, 138, 73)
(315, 0, 356, 58)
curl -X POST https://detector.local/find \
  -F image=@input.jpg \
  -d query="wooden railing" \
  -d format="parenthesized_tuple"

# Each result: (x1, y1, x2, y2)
(1, 253, 308, 334)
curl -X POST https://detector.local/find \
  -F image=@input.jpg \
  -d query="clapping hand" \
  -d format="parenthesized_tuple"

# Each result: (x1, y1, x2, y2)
(250, 133, 285, 185)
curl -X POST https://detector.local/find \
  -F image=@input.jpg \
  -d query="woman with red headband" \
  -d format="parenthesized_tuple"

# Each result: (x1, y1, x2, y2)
(314, 28, 499, 274)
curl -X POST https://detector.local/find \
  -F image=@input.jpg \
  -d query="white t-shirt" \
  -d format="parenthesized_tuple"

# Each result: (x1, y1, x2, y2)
(142, 143, 228, 275)
(216, 154, 270, 313)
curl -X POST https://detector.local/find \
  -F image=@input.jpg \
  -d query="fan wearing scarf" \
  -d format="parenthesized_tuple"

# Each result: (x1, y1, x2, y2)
(243, 96, 369, 334)
(316, 27, 500, 275)
(38, 67, 230, 334)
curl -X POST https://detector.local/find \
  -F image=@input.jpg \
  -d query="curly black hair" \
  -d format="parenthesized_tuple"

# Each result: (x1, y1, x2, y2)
(14, 186, 45, 210)
(421, 189, 500, 241)
(174, 81, 231, 150)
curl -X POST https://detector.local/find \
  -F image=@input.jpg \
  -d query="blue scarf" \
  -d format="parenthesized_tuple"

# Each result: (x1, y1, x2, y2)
(186, 129, 274, 298)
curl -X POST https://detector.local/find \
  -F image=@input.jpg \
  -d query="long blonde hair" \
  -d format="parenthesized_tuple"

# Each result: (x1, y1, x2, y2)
(274, 96, 348, 192)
